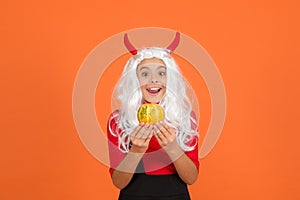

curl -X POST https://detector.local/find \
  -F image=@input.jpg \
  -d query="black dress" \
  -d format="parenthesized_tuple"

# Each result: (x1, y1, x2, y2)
(118, 161, 191, 200)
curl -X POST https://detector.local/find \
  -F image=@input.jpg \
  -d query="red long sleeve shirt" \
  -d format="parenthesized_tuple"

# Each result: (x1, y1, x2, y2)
(107, 110, 200, 176)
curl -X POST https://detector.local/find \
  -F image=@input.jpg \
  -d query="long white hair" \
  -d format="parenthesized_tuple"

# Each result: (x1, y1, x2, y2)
(109, 47, 198, 153)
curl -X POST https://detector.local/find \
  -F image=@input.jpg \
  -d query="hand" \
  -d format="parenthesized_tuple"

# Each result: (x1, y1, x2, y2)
(153, 122, 179, 148)
(154, 122, 184, 159)
(153, 122, 175, 146)
(130, 123, 153, 153)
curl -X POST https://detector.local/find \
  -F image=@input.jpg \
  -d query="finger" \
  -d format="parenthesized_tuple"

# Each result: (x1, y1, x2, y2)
(162, 123, 177, 138)
(143, 131, 153, 144)
(156, 122, 177, 144)
(162, 123, 172, 133)
(154, 132, 167, 147)
(154, 122, 163, 134)
(131, 122, 145, 137)
(134, 124, 154, 143)
(154, 125, 168, 145)
(141, 124, 153, 140)
(155, 122, 169, 137)
(135, 123, 151, 139)
(130, 123, 146, 145)
(133, 122, 149, 138)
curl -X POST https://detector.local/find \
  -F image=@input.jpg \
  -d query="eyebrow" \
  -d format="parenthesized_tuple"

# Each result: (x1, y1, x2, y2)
(139, 65, 166, 71)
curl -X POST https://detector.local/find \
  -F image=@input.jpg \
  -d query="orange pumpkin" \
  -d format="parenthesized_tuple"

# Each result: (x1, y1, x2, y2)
(137, 104, 164, 124)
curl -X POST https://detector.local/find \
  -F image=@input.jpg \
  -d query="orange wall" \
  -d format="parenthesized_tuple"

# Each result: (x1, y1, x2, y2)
(1, 0, 299, 199)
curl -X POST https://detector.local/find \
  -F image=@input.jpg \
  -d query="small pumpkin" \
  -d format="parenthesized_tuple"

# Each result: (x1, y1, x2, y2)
(137, 104, 164, 124)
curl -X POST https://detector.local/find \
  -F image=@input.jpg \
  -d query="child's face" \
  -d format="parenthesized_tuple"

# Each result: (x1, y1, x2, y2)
(136, 58, 167, 103)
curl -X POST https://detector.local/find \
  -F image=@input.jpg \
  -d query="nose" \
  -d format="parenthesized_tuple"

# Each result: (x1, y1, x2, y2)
(151, 75, 158, 83)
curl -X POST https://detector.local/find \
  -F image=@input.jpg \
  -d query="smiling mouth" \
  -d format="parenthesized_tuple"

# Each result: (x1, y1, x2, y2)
(146, 87, 162, 96)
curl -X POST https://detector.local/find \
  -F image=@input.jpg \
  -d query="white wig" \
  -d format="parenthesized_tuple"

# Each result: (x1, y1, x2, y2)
(109, 47, 198, 153)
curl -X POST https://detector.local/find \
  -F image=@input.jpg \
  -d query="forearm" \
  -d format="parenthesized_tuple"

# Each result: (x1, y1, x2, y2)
(172, 153, 198, 185)
(111, 147, 144, 189)
(166, 144, 198, 185)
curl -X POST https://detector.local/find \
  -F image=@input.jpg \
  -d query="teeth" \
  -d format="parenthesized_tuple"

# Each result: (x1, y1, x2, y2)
(148, 88, 160, 91)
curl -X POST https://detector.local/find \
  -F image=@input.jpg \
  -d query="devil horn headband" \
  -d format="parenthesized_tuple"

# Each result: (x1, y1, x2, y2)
(124, 32, 181, 55)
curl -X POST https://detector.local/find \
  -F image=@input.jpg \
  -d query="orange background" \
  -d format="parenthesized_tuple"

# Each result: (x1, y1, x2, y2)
(1, 0, 299, 199)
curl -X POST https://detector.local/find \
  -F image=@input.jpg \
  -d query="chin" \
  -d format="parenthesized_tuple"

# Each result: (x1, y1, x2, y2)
(144, 96, 163, 104)
(147, 99, 160, 104)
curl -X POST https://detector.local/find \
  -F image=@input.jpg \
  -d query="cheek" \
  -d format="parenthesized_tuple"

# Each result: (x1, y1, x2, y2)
(139, 80, 147, 87)
(137, 77, 148, 86)
(159, 86, 166, 96)
(160, 77, 166, 85)
(140, 85, 147, 93)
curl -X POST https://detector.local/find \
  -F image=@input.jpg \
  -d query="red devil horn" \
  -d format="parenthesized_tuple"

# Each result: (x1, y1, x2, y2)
(124, 33, 138, 55)
(166, 32, 180, 52)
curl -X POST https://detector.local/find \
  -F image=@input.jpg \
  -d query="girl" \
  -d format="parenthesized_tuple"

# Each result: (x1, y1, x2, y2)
(107, 32, 199, 200)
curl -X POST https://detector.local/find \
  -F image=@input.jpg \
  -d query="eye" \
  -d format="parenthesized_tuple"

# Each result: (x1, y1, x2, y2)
(159, 71, 166, 76)
(141, 72, 149, 77)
